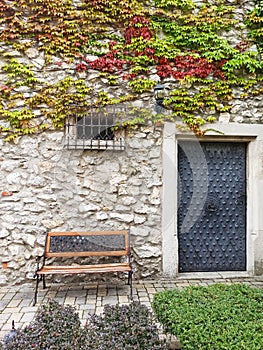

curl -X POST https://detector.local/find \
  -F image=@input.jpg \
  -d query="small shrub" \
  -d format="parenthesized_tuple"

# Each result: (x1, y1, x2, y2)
(1, 300, 167, 350)
(1, 300, 81, 350)
(82, 302, 168, 349)
(152, 283, 263, 350)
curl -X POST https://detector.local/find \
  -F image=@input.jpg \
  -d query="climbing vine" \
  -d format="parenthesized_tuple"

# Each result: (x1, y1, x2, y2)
(247, 0, 263, 56)
(0, 0, 262, 140)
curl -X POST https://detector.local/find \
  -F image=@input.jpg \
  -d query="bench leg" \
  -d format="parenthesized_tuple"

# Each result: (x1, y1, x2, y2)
(128, 271, 133, 301)
(33, 274, 46, 306)
(43, 275, 46, 289)
(34, 274, 40, 306)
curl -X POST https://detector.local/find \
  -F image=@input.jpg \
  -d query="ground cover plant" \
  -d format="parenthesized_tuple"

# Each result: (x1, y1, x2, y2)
(152, 283, 263, 350)
(1, 300, 168, 350)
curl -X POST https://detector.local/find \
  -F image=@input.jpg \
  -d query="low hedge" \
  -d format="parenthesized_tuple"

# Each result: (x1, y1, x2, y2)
(1, 300, 168, 350)
(152, 283, 263, 350)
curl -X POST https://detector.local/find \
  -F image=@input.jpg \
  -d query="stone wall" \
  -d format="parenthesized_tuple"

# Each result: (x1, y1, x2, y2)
(1, 0, 263, 285)
(0, 126, 163, 285)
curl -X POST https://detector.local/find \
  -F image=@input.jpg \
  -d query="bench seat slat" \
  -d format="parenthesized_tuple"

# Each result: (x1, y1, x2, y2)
(37, 262, 132, 274)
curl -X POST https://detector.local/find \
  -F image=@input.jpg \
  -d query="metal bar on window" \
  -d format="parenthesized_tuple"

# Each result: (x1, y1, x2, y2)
(65, 105, 126, 150)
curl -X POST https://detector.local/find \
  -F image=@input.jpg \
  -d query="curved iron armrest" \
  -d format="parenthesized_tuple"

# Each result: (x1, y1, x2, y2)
(33, 254, 45, 278)
(128, 249, 133, 264)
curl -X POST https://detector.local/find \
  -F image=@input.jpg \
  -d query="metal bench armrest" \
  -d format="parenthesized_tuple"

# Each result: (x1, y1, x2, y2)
(33, 255, 45, 278)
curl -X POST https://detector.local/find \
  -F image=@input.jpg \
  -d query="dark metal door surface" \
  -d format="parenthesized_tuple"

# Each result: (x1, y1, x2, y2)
(178, 141, 247, 272)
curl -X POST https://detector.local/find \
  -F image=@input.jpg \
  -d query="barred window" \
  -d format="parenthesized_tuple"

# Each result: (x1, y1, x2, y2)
(65, 106, 125, 150)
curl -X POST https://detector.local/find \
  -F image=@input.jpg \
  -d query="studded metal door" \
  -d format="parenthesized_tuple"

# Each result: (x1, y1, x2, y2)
(178, 141, 247, 272)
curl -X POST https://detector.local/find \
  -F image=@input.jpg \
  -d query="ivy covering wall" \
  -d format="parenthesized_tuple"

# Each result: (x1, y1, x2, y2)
(0, 0, 262, 140)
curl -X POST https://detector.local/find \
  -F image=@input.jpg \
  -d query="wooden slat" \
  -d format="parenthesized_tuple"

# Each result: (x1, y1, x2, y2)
(47, 230, 128, 237)
(37, 263, 132, 274)
(46, 233, 51, 253)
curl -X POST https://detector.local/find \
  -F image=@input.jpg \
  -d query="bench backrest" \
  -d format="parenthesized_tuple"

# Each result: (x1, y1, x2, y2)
(44, 230, 130, 258)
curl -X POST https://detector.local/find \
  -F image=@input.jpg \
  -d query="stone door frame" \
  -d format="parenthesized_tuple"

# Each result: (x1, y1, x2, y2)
(162, 123, 263, 278)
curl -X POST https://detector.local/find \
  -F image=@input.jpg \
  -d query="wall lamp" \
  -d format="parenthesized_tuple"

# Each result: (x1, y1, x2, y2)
(154, 81, 165, 113)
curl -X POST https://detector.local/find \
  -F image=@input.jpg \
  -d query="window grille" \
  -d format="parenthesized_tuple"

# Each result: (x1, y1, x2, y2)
(65, 105, 125, 150)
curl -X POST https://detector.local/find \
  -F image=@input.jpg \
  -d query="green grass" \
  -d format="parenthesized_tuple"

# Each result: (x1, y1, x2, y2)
(152, 283, 263, 350)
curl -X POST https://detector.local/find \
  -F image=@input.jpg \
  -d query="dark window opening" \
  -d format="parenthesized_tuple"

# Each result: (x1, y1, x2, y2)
(65, 106, 125, 151)
(77, 114, 114, 141)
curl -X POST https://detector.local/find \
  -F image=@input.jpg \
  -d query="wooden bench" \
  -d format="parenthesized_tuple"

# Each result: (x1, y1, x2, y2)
(33, 230, 133, 305)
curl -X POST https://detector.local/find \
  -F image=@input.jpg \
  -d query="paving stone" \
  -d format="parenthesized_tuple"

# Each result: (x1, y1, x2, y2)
(68, 285, 84, 291)
(37, 290, 49, 297)
(196, 282, 209, 287)
(1, 292, 15, 300)
(118, 295, 129, 303)
(176, 282, 191, 287)
(75, 297, 87, 305)
(95, 306, 104, 315)
(86, 295, 97, 302)
(20, 312, 35, 323)
(0, 300, 9, 311)
(57, 286, 69, 291)
(64, 296, 76, 305)
(67, 289, 86, 297)
(1, 322, 12, 331)
(143, 282, 154, 287)
(141, 301, 152, 308)
(138, 291, 148, 297)
(107, 287, 117, 295)
(20, 306, 37, 313)
(138, 296, 150, 302)
(12, 322, 24, 329)
(0, 313, 10, 322)
(163, 283, 177, 289)
(78, 304, 88, 311)
(102, 296, 118, 305)
(251, 282, 263, 287)
(87, 289, 97, 295)
(133, 283, 145, 288)
(2, 307, 18, 314)
(7, 313, 23, 325)
(148, 295, 155, 302)
(6, 299, 22, 308)
(97, 288, 107, 296)
(55, 297, 66, 304)
(95, 296, 103, 306)
(20, 299, 33, 307)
